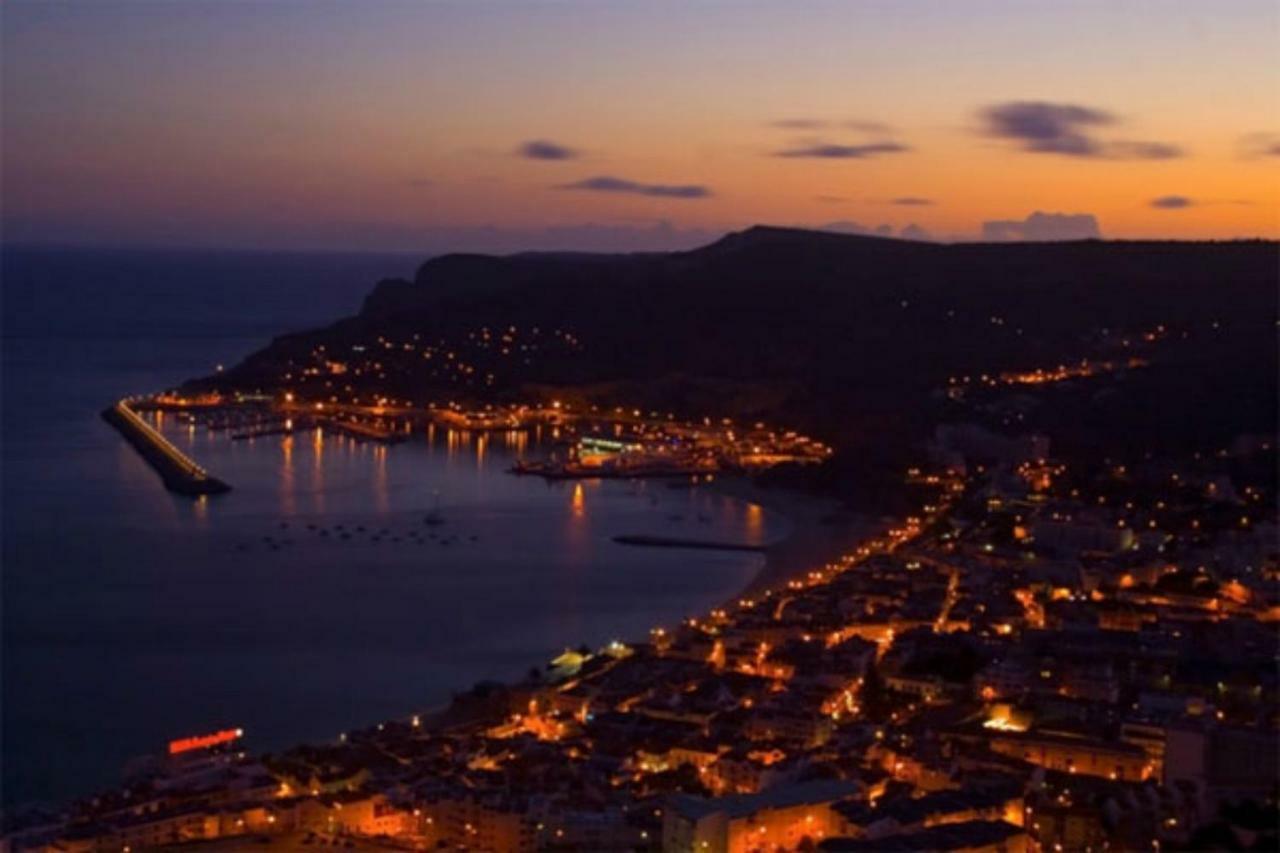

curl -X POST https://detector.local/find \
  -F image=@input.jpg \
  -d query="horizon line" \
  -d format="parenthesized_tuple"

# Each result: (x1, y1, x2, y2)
(3, 228, 1278, 258)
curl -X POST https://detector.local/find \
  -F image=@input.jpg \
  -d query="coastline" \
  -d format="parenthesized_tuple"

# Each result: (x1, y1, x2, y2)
(701, 475, 882, 598)
(411, 474, 882, 737)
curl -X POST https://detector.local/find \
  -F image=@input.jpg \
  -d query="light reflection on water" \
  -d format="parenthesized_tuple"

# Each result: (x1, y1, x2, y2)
(5, 411, 788, 808)
(373, 445, 389, 515)
(280, 435, 296, 517)
(1, 234, 792, 810)
(2, 245, 433, 807)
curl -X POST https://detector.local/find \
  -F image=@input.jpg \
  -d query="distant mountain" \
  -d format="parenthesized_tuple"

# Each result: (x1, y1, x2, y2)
(193, 226, 1278, 462)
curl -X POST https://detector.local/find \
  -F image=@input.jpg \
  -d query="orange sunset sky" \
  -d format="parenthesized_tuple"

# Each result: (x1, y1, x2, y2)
(3, 1, 1278, 252)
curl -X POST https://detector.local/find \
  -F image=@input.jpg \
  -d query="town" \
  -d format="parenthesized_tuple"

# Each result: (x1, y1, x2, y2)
(7, 2, 1280, 850)
(9, 408, 1275, 852)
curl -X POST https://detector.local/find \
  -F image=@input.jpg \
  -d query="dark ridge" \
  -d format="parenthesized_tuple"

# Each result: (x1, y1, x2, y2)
(190, 225, 1278, 476)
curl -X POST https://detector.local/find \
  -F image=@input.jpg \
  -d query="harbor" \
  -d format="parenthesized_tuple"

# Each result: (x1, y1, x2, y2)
(109, 393, 832, 496)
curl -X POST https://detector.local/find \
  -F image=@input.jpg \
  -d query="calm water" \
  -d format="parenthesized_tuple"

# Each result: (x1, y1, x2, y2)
(1, 248, 782, 807)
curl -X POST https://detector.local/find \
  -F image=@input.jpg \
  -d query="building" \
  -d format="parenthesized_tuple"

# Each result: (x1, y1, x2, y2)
(663, 779, 861, 853)
(819, 819, 1029, 852)
(987, 731, 1153, 781)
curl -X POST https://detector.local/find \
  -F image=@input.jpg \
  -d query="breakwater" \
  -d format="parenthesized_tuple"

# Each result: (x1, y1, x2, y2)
(101, 401, 231, 496)
(611, 534, 766, 552)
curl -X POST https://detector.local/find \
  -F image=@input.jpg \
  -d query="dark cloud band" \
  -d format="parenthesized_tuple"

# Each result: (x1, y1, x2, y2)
(979, 101, 1182, 160)
(982, 211, 1102, 241)
(518, 140, 580, 160)
(773, 141, 909, 159)
(558, 175, 711, 199)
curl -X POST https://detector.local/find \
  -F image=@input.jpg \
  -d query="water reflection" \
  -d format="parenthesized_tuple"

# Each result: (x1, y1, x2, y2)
(504, 429, 528, 456)
(311, 427, 324, 513)
(192, 494, 209, 526)
(280, 435, 296, 516)
(563, 480, 595, 571)
(373, 445, 389, 514)
(746, 502, 764, 542)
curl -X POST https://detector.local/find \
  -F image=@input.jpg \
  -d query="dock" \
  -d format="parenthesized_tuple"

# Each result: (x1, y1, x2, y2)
(102, 401, 231, 496)
(317, 417, 407, 444)
(611, 534, 766, 553)
(230, 421, 299, 440)
(510, 460, 715, 481)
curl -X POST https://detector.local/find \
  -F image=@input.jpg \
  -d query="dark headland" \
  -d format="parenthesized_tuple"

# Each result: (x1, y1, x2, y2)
(189, 226, 1277, 507)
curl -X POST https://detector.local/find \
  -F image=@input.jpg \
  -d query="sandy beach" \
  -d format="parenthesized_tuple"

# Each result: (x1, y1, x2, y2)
(705, 475, 884, 597)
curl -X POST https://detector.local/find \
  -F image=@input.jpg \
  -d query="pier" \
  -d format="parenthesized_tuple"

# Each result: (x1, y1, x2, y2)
(510, 460, 716, 481)
(316, 416, 407, 444)
(611, 534, 766, 553)
(102, 400, 230, 496)
(230, 425, 297, 440)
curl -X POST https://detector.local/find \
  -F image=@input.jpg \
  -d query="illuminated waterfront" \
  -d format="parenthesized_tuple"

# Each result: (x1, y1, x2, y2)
(0, 250, 782, 807)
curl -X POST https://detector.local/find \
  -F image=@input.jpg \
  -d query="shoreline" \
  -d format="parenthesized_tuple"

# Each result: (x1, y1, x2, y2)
(410, 474, 883, 738)
(18, 424, 870, 807)
(701, 474, 882, 598)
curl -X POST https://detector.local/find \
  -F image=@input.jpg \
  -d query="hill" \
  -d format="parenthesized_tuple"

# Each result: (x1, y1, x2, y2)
(191, 226, 1278, 474)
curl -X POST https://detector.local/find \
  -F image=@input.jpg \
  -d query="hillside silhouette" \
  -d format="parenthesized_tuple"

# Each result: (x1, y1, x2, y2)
(198, 226, 1278, 470)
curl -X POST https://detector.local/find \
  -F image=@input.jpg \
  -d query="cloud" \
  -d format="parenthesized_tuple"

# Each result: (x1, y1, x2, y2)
(558, 175, 711, 199)
(980, 221, 1021, 241)
(980, 101, 1109, 156)
(891, 197, 933, 206)
(771, 118, 827, 129)
(769, 118, 891, 133)
(518, 139, 580, 160)
(1239, 132, 1280, 158)
(981, 211, 1102, 242)
(1150, 195, 1194, 209)
(817, 220, 874, 235)
(816, 221, 930, 241)
(979, 101, 1183, 159)
(773, 141, 909, 159)
(815, 195, 850, 203)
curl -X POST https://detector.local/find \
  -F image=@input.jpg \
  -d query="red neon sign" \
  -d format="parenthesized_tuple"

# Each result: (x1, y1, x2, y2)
(168, 728, 243, 755)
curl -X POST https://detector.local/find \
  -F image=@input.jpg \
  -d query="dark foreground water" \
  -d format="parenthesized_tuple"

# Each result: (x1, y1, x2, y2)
(1, 248, 781, 807)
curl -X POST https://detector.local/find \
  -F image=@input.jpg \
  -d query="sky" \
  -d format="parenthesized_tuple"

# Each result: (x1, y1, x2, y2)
(3, 0, 1278, 252)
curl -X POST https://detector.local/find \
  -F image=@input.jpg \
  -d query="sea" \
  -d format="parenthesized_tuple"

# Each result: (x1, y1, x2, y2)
(0, 247, 784, 808)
